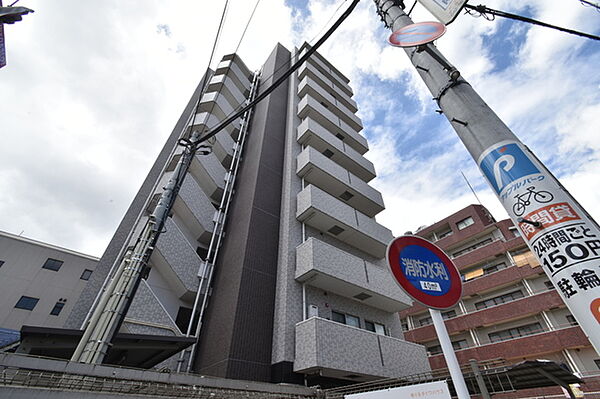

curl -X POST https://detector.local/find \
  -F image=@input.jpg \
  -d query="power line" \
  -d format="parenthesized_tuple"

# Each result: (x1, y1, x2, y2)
(464, 3, 600, 41)
(195, 0, 361, 148)
(235, 0, 261, 53)
(578, 0, 600, 12)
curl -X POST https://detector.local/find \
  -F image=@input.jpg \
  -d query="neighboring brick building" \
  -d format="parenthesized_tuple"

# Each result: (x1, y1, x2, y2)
(400, 204, 600, 396)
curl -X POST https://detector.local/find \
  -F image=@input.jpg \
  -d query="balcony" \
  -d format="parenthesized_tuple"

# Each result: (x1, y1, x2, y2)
(296, 238, 410, 312)
(452, 237, 524, 270)
(294, 317, 429, 380)
(189, 111, 239, 140)
(189, 113, 235, 166)
(403, 290, 565, 343)
(215, 59, 251, 94)
(207, 73, 247, 108)
(299, 46, 352, 88)
(428, 326, 589, 370)
(173, 174, 216, 245)
(297, 185, 392, 258)
(400, 264, 545, 317)
(298, 76, 361, 132)
(153, 218, 201, 300)
(297, 147, 383, 217)
(298, 96, 368, 155)
(298, 57, 353, 99)
(188, 152, 226, 202)
(297, 118, 375, 182)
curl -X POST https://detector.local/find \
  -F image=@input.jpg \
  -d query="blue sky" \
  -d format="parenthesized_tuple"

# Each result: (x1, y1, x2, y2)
(1, 0, 599, 255)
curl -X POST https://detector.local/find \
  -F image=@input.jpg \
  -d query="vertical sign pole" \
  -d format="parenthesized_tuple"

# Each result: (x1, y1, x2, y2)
(430, 309, 470, 399)
(0, 0, 6, 69)
(375, 0, 600, 355)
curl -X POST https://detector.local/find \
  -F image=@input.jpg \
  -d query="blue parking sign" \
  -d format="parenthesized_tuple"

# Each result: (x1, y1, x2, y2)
(479, 142, 540, 193)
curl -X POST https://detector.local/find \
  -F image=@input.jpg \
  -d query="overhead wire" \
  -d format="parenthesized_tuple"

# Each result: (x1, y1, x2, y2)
(464, 3, 600, 41)
(197, 0, 359, 147)
(578, 0, 600, 12)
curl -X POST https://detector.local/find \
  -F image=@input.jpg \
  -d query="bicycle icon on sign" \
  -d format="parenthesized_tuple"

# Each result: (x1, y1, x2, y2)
(512, 186, 554, 216)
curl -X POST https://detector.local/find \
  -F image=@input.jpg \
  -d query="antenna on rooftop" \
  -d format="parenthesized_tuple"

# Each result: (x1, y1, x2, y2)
(460, 170, 482, 205)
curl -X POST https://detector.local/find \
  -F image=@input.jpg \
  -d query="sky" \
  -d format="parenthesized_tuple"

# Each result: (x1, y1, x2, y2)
(1, 0, 599, 257)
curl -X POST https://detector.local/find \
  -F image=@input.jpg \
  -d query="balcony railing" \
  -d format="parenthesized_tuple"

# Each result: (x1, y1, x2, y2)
(296, 147, 384, 217)
(294, 317, 429, 380)
(296, 118, 375, 182)
(296, 184, 392, 258)
(295, 238, 410, 312)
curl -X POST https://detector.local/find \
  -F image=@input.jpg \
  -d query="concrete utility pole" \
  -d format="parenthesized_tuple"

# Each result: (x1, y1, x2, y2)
(373, 0, 600, 355)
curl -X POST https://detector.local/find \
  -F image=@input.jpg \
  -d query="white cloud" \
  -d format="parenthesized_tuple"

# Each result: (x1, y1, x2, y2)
(1, 0, 598, 257)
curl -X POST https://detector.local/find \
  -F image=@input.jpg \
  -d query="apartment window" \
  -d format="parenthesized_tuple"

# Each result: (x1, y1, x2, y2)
(50, 302, 65, 316)
(474, 290, 524, 310)
(427, 340, 467, 355)
(452, 238, 493, 258)
(511, 249, 540, 268)
(508, 227, 520, 237)
(80, 269, 93, 281)
(401, 320, 409, 332)
(443, 309, 456, 319)
(42, 258, 63, 272)
(365, 321, 386, 335)
(331, 311, 360, 328)
(437, 229, 453, 240)
(544, 280, 555, 290)
(566, 315, 578, 326)
(594, 359, 600, 370)
(427, 344, 442, 355)
(488, 322, 543, 343)
(418, 315, 432, 327)
(15, 296, 39, 311)
(452, 339, 468, 350)
(457, 217, 474, 230)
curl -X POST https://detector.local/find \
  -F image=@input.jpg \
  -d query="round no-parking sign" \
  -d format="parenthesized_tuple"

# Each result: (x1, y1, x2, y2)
(386, 235, 462, 309)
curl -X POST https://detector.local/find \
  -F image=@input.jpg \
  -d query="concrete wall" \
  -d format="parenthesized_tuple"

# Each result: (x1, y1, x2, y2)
(0, 231, 97, 331)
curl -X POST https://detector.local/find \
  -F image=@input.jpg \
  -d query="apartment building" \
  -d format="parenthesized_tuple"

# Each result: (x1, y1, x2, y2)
(400, 204, 600, 395)
(64, 43, 429, 386)
(0, 230, 98, 342)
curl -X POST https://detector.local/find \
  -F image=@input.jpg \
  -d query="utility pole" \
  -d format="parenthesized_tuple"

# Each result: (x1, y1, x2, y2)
(373, 0, 600, 356)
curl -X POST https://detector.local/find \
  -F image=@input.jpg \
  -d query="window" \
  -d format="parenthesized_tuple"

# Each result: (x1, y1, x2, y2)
(437, 229, 453, 240)
(488, 322, 543, 343)
(15, 296, 39, 311)
(566, 315, 578, 326)
(594, 359, 600, 370)
(544, 280, 555, 290)
(427, 340, 468, 355)
(401, 320, 409, 332)
(452, 238, 493, 258)
(452, 339, 468, 350)
(508, 227, 520, 237)
(457, 217, 474, 230)
(512, 250, 540, 268)
(80, 269, 93, 281)
(463, 262, 509, 282)
(50, 302, 65, 316)
(331, 311, 360, 328)
(418, 315, 432, 327)
(443, 310, 456, 319)
(475, 290, 524, 310)
(42, 258, 63, 272)
(365, 321, 386, 335)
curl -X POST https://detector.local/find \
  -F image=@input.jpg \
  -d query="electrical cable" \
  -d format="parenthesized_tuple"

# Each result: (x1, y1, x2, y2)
(464, 3, 600, 41)
(200, 0, 352, 134)
(195, 0, 361, 148)
(235, 0, 261, 53)
(408, 0, 417, 16)
(578, 0, 600, 12)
